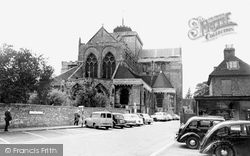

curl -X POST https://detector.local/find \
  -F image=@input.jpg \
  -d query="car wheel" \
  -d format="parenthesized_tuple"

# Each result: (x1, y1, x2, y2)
(106, 127, 109, 130)
(214, 142, 235, 156)
(85, 121, 89, 127)
(93, 123, 97, 129)
(120, 126, 124, 129)
(186, 136, 200, 149)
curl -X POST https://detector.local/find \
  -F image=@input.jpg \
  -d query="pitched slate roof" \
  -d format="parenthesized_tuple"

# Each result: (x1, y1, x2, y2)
(114, 65, 173, 89)
(152, 71, 173, 88)
(53, 65, 83, 86)
(140, 75, 157, 87)
(208, 55, 250, 84)
(87, 26, 117, 44)
(113, 65, 139, 79)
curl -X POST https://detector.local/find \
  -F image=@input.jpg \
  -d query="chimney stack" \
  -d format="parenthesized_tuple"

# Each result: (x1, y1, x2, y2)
(224, 44, 235, 59)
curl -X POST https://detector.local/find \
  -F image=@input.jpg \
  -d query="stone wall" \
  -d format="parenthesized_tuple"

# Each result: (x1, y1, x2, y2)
(0, 103, 126, 129)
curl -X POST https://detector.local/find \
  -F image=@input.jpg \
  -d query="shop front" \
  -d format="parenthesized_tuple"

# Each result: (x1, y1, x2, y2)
(195, 96, 250, 120)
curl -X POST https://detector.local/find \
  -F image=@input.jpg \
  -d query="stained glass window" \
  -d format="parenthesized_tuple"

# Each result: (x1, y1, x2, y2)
(85, 53, 98, 78)
(103, 52, 116, 79)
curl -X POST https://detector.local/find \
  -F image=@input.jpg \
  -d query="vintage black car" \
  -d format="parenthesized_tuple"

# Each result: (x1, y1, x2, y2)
(112, 113, 126, 128)
(199, 120, 250, 156)
(175, 116, 225, 149)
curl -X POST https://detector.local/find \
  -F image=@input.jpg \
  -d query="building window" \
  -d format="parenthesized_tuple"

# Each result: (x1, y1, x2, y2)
(227, 61, 239, 70)
(103, 52, 116, 79)
(156, 93, 164, 107)
(221, 80, 232, 95)
(85, 53, 98, 78)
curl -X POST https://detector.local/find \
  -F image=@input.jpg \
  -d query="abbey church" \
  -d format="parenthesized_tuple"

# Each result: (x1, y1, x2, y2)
(55, 23, 182, 114)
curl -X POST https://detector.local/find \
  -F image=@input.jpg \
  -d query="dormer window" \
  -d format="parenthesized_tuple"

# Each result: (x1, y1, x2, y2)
(227, 61, 239, 70)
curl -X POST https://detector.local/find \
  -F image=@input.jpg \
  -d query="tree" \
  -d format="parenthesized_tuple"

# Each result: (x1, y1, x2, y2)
(193, 81, 209, 97)
(74, 79, 107, 107)
(0, 44, 54, 104)
(185, 88, 193, 99)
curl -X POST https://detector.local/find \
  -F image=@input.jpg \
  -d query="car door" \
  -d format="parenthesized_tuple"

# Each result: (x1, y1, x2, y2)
(88, 114, 94, 126)
(186, 120, 198, 134)
(100, 113, 106, 126)
(229, 124, 250, 155)
(197, 120, 211, 139)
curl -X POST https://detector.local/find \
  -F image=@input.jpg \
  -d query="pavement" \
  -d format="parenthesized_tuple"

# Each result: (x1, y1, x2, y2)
(0, 124, 84, 134)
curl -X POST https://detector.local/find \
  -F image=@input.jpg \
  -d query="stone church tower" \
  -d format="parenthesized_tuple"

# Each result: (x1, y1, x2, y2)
(55, 24, 182, 114)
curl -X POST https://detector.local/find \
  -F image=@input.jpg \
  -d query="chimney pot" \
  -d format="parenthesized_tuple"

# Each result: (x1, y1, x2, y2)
(224, 44, 235, 59)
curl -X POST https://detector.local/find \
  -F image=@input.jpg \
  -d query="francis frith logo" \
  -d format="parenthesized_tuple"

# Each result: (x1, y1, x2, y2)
(188, 12, 237, 41)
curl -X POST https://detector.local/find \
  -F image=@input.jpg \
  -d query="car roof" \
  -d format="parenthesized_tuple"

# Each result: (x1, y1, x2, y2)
(112, 112, 122, 114)
(92, 111, 111, 114)
(215, 120, 250, 128)
(189, 116, 224, 120)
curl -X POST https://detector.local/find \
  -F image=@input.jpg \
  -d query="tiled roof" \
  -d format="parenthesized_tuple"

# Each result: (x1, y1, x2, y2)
(152, 72, 173, 88)
(114, 65, 173, 89)
(53, 66, 81, 86)
(113, 65, 139, 79)
(208, 55, 250, 84)
(140, 75, 157, 87)
(209, 55, 250, 81)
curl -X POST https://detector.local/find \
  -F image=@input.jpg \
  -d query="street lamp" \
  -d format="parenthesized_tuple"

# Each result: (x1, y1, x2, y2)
(78, 106, 84, 127)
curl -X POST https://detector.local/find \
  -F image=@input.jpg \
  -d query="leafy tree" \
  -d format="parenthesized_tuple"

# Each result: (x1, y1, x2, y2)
(28, 89, 74, 106)
(185, 88, 193, 99)
(0, 44, 54, 104)
(47, 89, 68, 106)
(193, 81, 209, 97)
(74, 80, 107, 107)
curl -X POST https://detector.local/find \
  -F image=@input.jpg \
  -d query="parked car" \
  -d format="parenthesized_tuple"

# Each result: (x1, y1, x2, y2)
(172, 114, 180, 120)
(175, 116, 225, 149)
(137, 113, 153, 124)
(132, 114, 144, 126)
(166, 114, 173, 121)
(122, 114, 137, 127)
(112, 113, 126, 129)
(199, 120, 250, 156)
(151, 112, 167, 121)
(84, 111, 113, 129)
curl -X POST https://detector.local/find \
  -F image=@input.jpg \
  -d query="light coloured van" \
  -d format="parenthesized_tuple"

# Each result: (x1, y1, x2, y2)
(84, 111, 113, 129)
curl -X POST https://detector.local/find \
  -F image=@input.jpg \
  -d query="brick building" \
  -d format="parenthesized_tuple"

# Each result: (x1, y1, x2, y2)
(195, 45, 250, 120)
(54, 24, 182, 114)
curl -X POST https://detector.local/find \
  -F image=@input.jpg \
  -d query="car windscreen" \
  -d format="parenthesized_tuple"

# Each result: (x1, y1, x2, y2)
(123, 114, 131, 118)
(114, 114, 124, 119)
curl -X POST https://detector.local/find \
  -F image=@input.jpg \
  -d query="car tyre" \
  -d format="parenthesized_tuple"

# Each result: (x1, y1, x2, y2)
(186, 136, 200, 149)
(85, 121, 89, 128)
(214, 141, 235, 156)
(93, 123, 97, 129)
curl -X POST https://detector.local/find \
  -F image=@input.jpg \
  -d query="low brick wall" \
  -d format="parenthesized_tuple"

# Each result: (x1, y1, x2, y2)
(0, 103, 126, 129)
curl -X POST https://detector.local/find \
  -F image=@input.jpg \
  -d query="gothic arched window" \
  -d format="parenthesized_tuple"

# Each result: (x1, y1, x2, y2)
(85, 53, 98, 78)
(103, 52, 116, 79)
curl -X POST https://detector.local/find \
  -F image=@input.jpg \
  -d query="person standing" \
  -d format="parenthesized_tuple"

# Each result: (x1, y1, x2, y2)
(74, 111, 80, 126)
(4, 108, 12, 132)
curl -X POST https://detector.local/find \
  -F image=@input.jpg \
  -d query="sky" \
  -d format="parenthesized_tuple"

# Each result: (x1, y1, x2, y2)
(1, 0, 250, 97)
